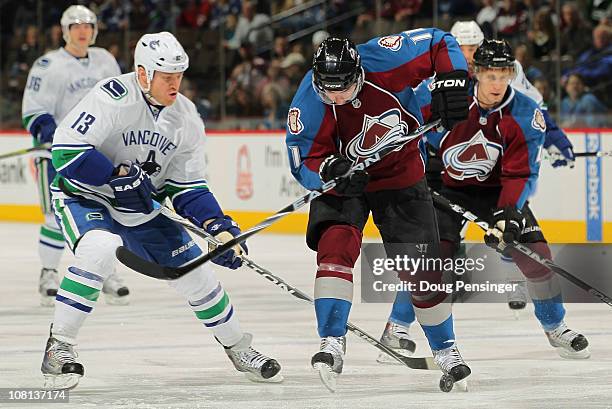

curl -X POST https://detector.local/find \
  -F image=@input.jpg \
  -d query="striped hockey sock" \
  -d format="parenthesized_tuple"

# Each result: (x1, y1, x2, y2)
(39, 224, 65, 270)
(189, 282, 242, 346)
(53, 267, 104, 342)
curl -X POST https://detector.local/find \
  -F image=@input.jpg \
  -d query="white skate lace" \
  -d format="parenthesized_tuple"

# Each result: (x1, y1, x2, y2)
(320, 337, 344, 356)
(434, 346, 464, 373)
(236, 347, 269, 369)
(49, 339, 77, 364)
(389, 322, 411, 339)
(548, 323, 580, 348)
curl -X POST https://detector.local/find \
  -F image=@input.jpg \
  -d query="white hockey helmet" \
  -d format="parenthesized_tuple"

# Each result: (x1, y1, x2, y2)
(450, 21, 484, 46)
(61, 5, 98, 45)
(134, 32, 189, 88)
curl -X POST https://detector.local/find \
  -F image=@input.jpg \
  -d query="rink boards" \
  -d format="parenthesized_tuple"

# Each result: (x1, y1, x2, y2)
(0, 129, 610, 243)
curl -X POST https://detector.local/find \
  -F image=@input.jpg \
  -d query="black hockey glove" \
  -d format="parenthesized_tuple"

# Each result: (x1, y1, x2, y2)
(484, 206, 525, 251)
(109, 161, 155, 214)
(430, 70, 469, 130)
(319, 154, 369, 197)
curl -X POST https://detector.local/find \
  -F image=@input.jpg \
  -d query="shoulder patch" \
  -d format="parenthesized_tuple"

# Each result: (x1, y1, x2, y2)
(36, 57, 51, 69)
(531, 109, 546, 132)
(287, 107, 304, 135)
(377, 35, 403, 51)
(101, 79, 128, 100)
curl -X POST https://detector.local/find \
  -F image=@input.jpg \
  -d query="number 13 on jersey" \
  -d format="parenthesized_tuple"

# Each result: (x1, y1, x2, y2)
(71, 112, 96, 135)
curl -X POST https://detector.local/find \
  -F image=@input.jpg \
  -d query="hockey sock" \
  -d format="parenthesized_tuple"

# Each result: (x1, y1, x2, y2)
(39, 218, 65, 270)
(188, 281, 242, 347)
(389, 289, 416, 326)
(167, 261, 243, 347)
(314, 224, 361, 337)
(533, 295, 566, 331)
(53, 266, 104, 343)
(420, 315, 456, 351)
(511, 242, 566, 329)
(52, 230, 122, 343)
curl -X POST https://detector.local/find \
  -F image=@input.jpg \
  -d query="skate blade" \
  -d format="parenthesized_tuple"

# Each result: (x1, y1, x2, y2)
(40, 296, 55, 307)
(376, 348, 414, 364)
(313, 362, 337, 393)
(245, 372, 284, 383)
(556, 346, 591, 360)
(104, 294, 130, 306)
(43, 374, 81, 390)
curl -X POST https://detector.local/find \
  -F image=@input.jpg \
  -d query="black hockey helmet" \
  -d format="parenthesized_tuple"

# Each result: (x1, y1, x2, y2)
(473, 39, 515, 68)
(312, 37, 362, 92)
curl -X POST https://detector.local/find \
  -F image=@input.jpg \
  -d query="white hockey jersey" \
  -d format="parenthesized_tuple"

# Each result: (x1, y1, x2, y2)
(22, 47, 121, 133)
(510, 60, 544, 107)
(51, 72, 209, 227)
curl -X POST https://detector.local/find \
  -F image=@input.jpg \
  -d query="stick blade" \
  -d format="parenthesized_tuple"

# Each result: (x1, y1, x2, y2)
(115, 246, 175, 280)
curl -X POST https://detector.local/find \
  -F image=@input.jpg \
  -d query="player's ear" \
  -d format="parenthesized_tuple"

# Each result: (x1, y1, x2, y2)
(136, 66, 148, 87)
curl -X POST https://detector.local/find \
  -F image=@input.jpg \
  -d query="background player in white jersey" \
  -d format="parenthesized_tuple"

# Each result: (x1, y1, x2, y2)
(41, 31, 282, 390)
(21, 5, 128, 306)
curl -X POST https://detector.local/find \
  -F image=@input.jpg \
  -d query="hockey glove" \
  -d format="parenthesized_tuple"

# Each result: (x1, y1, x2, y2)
(204, 215, 248, 270)
(109, 161, 155, 214)
(319, 154, 370, 197)
(484, 206, 525, 251)
(430, 70, 469, 130)
(32, 116, 57, 146)
(545, 129, 575, 168)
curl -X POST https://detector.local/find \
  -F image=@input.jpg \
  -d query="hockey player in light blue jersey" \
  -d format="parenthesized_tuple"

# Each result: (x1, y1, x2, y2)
(40, 32, 282, 390)
(21, 5, 128, 306)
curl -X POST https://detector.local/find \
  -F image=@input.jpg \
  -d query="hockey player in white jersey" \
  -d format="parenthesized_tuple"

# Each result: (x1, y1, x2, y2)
(377, 21, 579, 359)
(22, 5, 129, 306)
(41, 32, 282, 390)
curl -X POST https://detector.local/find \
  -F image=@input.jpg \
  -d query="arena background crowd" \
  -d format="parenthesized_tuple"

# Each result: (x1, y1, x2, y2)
(0, 0, 610, 130)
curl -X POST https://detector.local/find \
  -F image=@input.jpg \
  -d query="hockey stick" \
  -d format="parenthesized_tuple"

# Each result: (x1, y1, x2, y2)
(430, 190, 612, 307)
(0, 143, 51, 161)
(574, 151, 612, 158)
(116, 119, 441, 280)
(157, 205, 436, 370)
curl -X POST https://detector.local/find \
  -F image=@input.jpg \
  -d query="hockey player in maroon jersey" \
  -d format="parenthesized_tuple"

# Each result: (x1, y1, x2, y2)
(285, 31, 471, 392)
(420, 39, 590, 360)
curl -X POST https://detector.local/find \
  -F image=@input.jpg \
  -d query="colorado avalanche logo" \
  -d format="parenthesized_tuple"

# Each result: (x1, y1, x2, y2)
(443, 130, 502, 181)
(287, 108, 304, 135)
(532, 109, 546, 132)
(378, 35, 403, 51)
(344, 109, 413, 162)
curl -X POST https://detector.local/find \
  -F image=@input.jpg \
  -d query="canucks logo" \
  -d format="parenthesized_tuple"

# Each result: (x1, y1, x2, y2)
(443, 130, 502, 181)
(344, 109, 414, 162)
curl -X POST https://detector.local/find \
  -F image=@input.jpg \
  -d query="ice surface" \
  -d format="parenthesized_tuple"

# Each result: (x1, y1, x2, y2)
(1, 222, 611, 408)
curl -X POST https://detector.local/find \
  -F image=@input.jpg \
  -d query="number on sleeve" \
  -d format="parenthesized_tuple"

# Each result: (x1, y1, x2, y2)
(26, 76, 42, 92)
(70, 112, 96, 135)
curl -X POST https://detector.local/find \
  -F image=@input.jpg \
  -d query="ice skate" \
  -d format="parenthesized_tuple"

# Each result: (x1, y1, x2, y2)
(507, 280, 528, 318)
(39, 268, 59, 307)
(41, 326, 84, 390)
(546, 322, 590, 359)
(223, 333, 283, 383)
(102, 272, 130, 305)
(433, 344, 471, 392)
(376, 321, 416, 364)
(311, 336, 345, 393)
